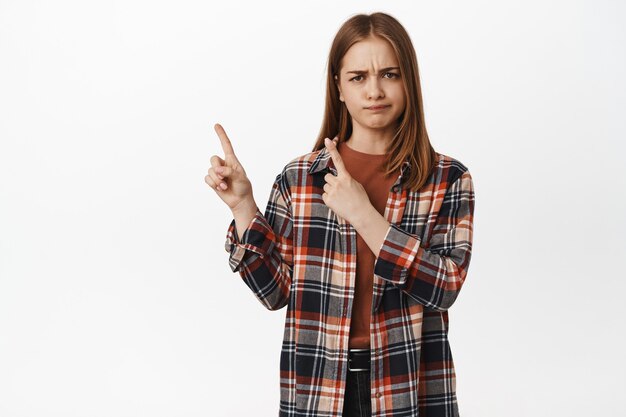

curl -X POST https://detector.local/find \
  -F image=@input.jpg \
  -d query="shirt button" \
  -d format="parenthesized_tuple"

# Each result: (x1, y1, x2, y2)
(375, 392, 382, 398)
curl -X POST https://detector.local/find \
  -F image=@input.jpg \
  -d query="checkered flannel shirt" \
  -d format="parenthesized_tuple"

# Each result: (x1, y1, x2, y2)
(225, 146, 475, 417)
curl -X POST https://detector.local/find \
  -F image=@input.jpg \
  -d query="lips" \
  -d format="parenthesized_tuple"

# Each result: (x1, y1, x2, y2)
(367, 105, 390, 110)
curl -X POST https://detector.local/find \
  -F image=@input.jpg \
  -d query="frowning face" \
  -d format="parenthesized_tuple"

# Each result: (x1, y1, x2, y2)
(335, 36, 406, 136)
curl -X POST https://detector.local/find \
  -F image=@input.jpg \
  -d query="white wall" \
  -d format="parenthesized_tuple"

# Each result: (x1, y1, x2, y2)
(1, 0, 624, 415)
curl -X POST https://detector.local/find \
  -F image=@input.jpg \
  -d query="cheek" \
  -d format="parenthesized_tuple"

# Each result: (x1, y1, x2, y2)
(392, 91, 407, 111)
(391, 85, 406, 102)
(343, 95, 361, 115)
(342, 89, 358, 104)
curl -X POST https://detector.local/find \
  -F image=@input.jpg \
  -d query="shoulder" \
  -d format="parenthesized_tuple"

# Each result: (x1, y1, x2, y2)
(284, 149, 322, 171)
(270, 149, 323, 194)
(433, 151, 472, 186)
(276, 149, 323, 180)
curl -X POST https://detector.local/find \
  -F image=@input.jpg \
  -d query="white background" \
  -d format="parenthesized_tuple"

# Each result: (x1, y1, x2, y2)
(1, 1, 625, 416)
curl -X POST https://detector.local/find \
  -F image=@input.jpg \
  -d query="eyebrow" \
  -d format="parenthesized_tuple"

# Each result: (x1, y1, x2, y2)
(345, 66, 400, 75)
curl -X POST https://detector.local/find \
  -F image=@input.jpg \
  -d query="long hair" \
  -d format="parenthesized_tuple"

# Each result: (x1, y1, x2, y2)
(312, 12, 437, 192)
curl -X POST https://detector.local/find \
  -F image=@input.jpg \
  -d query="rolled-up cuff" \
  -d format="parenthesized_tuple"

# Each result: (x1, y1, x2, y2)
(373, 223, 422, 286)
(224, 208, 276, 272)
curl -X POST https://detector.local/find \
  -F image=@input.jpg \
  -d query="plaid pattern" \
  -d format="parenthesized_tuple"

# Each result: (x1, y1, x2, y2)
(224, 146, 475, 417)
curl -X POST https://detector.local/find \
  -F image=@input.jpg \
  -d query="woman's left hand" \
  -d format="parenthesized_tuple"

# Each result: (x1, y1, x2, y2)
(322, 137, 372, 224)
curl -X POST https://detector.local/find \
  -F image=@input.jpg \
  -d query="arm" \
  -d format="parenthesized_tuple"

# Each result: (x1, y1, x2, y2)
(224, 171, 294, 311)
(369, 170, 475, 312)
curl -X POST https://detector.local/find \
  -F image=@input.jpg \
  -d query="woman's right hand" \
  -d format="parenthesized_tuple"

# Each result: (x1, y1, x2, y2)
(205, 123, 254, 213)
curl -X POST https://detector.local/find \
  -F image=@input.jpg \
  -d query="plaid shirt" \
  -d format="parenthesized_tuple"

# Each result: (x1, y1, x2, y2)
(224, 146, 475, 417)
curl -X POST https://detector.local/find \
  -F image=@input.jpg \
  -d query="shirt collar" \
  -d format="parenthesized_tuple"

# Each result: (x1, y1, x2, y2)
(307, 146, 412, 191)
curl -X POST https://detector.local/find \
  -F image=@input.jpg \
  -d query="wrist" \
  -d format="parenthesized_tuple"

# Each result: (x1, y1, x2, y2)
(351, 203, 377, 230)
(232, 197, 258, 217)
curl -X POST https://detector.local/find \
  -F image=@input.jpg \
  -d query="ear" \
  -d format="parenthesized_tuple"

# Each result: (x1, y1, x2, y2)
(334, 74, 344, 102)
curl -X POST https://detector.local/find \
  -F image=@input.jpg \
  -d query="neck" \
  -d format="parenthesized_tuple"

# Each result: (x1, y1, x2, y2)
(344, 124, 396, 155)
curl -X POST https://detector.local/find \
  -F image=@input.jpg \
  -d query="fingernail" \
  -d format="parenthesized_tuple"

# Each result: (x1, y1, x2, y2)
(324, 138, 330, 145)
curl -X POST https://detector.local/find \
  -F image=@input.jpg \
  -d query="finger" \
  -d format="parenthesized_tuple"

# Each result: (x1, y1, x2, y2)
(214, 123, 237, 158)
(205, 174, 216, 188)
(207, 166, 223, 182)
(209, 162, 236, 182)
(205, 172, 228, 191)
(324, 137, 346, 174)
(211, 164, 234, 180)
(210, 155, 226, 172)
(209, 167, 228, 189)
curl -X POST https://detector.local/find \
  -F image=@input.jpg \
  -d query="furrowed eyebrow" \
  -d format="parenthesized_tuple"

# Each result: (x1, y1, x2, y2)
(346, 66, 400, 75)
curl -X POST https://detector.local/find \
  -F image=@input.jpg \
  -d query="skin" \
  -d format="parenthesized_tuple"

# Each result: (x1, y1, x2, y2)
(322, 139, 394, 258)
(207, 35, 406, 256)
(334, 35, 406, 155)
(206, 123, 258, 239)
(324, 35, 407, 256)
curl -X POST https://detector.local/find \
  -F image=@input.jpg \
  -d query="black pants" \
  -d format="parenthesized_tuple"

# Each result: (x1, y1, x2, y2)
(342, 370, 371, 417)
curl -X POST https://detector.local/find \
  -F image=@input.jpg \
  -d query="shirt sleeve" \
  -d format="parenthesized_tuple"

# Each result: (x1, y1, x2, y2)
(224, 170, 294, 311)
(373, 169, 475, 311)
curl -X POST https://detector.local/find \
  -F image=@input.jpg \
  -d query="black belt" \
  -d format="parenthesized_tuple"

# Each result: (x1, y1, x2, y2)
(348, 348, 370, 372)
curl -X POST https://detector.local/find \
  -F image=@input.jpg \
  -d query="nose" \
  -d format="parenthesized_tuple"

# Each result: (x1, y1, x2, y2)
(366, 77, 384, 100)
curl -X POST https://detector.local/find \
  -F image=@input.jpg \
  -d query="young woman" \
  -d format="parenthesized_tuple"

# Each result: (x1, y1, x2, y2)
(206, 12, 475, 417)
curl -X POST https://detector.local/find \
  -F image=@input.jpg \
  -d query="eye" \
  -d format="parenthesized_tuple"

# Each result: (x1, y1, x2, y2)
(349, 73, 399, 82)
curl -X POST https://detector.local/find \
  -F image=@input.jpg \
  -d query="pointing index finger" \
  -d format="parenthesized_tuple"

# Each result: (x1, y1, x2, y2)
(324, 137, 346, 174)
(214, 123, 236, 157)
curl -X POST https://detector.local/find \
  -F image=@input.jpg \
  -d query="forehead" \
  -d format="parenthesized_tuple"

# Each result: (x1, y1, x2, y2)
(340, 36, 398, 72)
